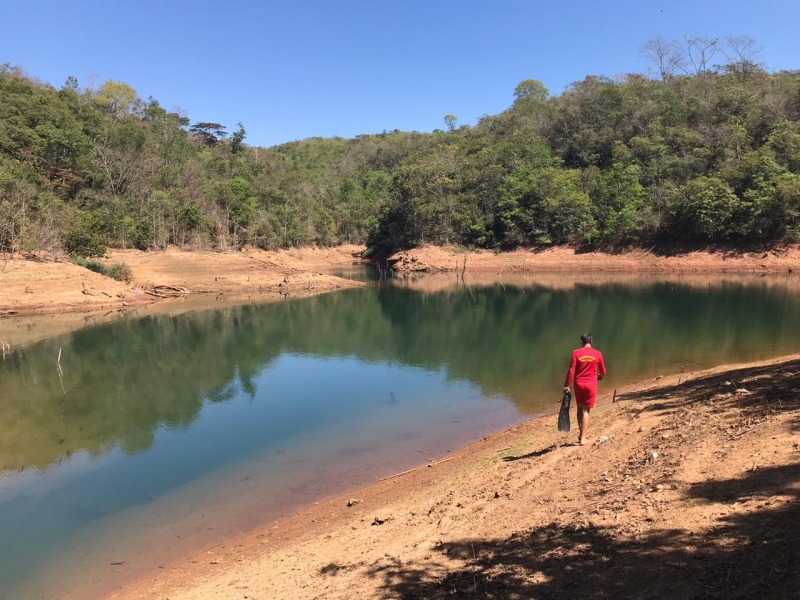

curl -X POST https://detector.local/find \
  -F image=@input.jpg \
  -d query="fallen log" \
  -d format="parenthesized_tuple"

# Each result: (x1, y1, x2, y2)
(142, 285, 189, 298)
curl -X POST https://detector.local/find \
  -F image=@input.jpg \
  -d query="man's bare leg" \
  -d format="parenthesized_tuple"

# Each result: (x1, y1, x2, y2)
(577, 405, 590, 445)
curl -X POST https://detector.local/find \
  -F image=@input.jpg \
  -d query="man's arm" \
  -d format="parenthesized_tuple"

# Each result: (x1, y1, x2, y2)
(564, 352, 576, 390)
(597, 353, 607, 380)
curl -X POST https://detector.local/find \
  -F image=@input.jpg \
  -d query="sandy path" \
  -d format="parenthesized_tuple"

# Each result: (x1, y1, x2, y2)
(111, 354, 800, 600)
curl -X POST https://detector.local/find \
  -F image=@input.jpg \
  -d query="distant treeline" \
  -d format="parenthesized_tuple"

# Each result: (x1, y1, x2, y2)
(1, 36, 799, 257)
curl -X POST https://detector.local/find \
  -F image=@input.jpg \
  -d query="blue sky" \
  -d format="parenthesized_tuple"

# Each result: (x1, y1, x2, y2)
(2, 0, 798, 147)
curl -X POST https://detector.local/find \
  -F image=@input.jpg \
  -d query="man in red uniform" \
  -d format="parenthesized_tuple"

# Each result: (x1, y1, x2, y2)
(564, 333, 606, 445)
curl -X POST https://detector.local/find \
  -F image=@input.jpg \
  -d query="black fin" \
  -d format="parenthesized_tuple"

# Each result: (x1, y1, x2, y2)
(557, 390, 571, 432)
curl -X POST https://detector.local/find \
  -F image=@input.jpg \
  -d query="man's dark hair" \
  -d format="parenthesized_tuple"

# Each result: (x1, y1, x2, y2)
(580, 333, 593, 345)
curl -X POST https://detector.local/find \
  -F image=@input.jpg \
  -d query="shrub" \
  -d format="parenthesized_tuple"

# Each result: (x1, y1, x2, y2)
(105, 262, 133, 282)
(63, 212, 107, 257)
(72, 257, 132, 282)
(131, 218, 154, 250)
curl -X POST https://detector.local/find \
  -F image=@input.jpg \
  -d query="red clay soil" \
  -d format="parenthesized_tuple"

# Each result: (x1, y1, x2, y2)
(388, 245, 800, 274)
(111, 354, 800, 600)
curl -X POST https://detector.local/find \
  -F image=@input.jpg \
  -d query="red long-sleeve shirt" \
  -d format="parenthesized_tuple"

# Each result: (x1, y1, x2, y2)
(565, 347, 606, 388)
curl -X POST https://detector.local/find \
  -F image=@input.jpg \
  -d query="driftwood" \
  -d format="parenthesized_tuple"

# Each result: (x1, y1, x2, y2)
(378, 467, 418, 482)
(143, 285, 189, 298)
(377, 455, 458, 482)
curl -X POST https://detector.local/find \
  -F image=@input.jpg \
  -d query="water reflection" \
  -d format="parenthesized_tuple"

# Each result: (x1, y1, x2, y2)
(2, 274, 800, 474)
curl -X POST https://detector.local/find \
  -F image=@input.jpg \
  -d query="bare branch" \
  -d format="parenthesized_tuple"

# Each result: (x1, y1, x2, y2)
(722, 35, 765, 79)
(640, 38, 687, 80)
(684, 35, 719, 75)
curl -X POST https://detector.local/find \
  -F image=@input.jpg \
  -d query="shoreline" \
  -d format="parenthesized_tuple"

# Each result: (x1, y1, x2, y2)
(0, 245, 367, 320)
(3, 244, 800, 321)
(386, 244, 800, 274)
(7, 265, 800, 357)
(110, 353, 800, 600)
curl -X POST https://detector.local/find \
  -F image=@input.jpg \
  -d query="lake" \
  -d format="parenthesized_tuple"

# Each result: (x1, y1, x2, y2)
(2, 270, 800, 598)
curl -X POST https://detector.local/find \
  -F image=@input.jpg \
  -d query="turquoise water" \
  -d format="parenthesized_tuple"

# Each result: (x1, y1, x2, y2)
(1, 272, 800, 598)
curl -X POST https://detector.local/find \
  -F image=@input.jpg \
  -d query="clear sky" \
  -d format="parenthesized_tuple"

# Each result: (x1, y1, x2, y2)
(2, 0, 798, 147)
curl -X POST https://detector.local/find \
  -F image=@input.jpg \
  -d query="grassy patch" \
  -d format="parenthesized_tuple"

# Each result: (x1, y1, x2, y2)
(72, 257, 132, 282)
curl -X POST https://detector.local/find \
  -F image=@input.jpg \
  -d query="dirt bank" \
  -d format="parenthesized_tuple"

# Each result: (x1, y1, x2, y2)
(112, 354, 800, 600)
(0, 245, 365, 319)
(388, 245, 800, 274)
(5, 244, 799, 320)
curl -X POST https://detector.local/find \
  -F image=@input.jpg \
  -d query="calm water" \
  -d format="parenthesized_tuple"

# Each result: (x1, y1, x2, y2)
(2, 271, 800, 598)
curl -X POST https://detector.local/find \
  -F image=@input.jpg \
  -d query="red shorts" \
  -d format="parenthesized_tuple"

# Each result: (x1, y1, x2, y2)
(574, 382, 597, 408)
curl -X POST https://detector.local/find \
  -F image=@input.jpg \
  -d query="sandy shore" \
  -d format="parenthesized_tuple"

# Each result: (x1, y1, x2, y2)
(111, 354, 800, 600)
(0, 245, 365, 319)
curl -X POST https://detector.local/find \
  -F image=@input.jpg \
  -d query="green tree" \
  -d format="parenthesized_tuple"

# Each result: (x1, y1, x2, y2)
(212, 177, 256, 241)
(189, 122, 227, 147)
(63, 210, 107, 256)
(230, 122, 246, 154)
(669, 176, 739, 241)
(94, 80, 138, 116)
(767, 121, 800, 173)
(497, 166, 594, 246)
(590, 163, 646, 245)
(513, 79, 549, 105)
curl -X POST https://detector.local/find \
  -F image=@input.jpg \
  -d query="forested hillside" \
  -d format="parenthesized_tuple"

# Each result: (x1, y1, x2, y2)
(1, 37, 799, 258)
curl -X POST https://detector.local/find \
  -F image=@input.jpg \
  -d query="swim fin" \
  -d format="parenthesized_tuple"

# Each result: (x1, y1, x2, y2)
(558, 389, 571, 432)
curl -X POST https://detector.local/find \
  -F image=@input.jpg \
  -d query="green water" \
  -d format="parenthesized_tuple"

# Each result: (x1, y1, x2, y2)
(1, 272, 799, 598)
